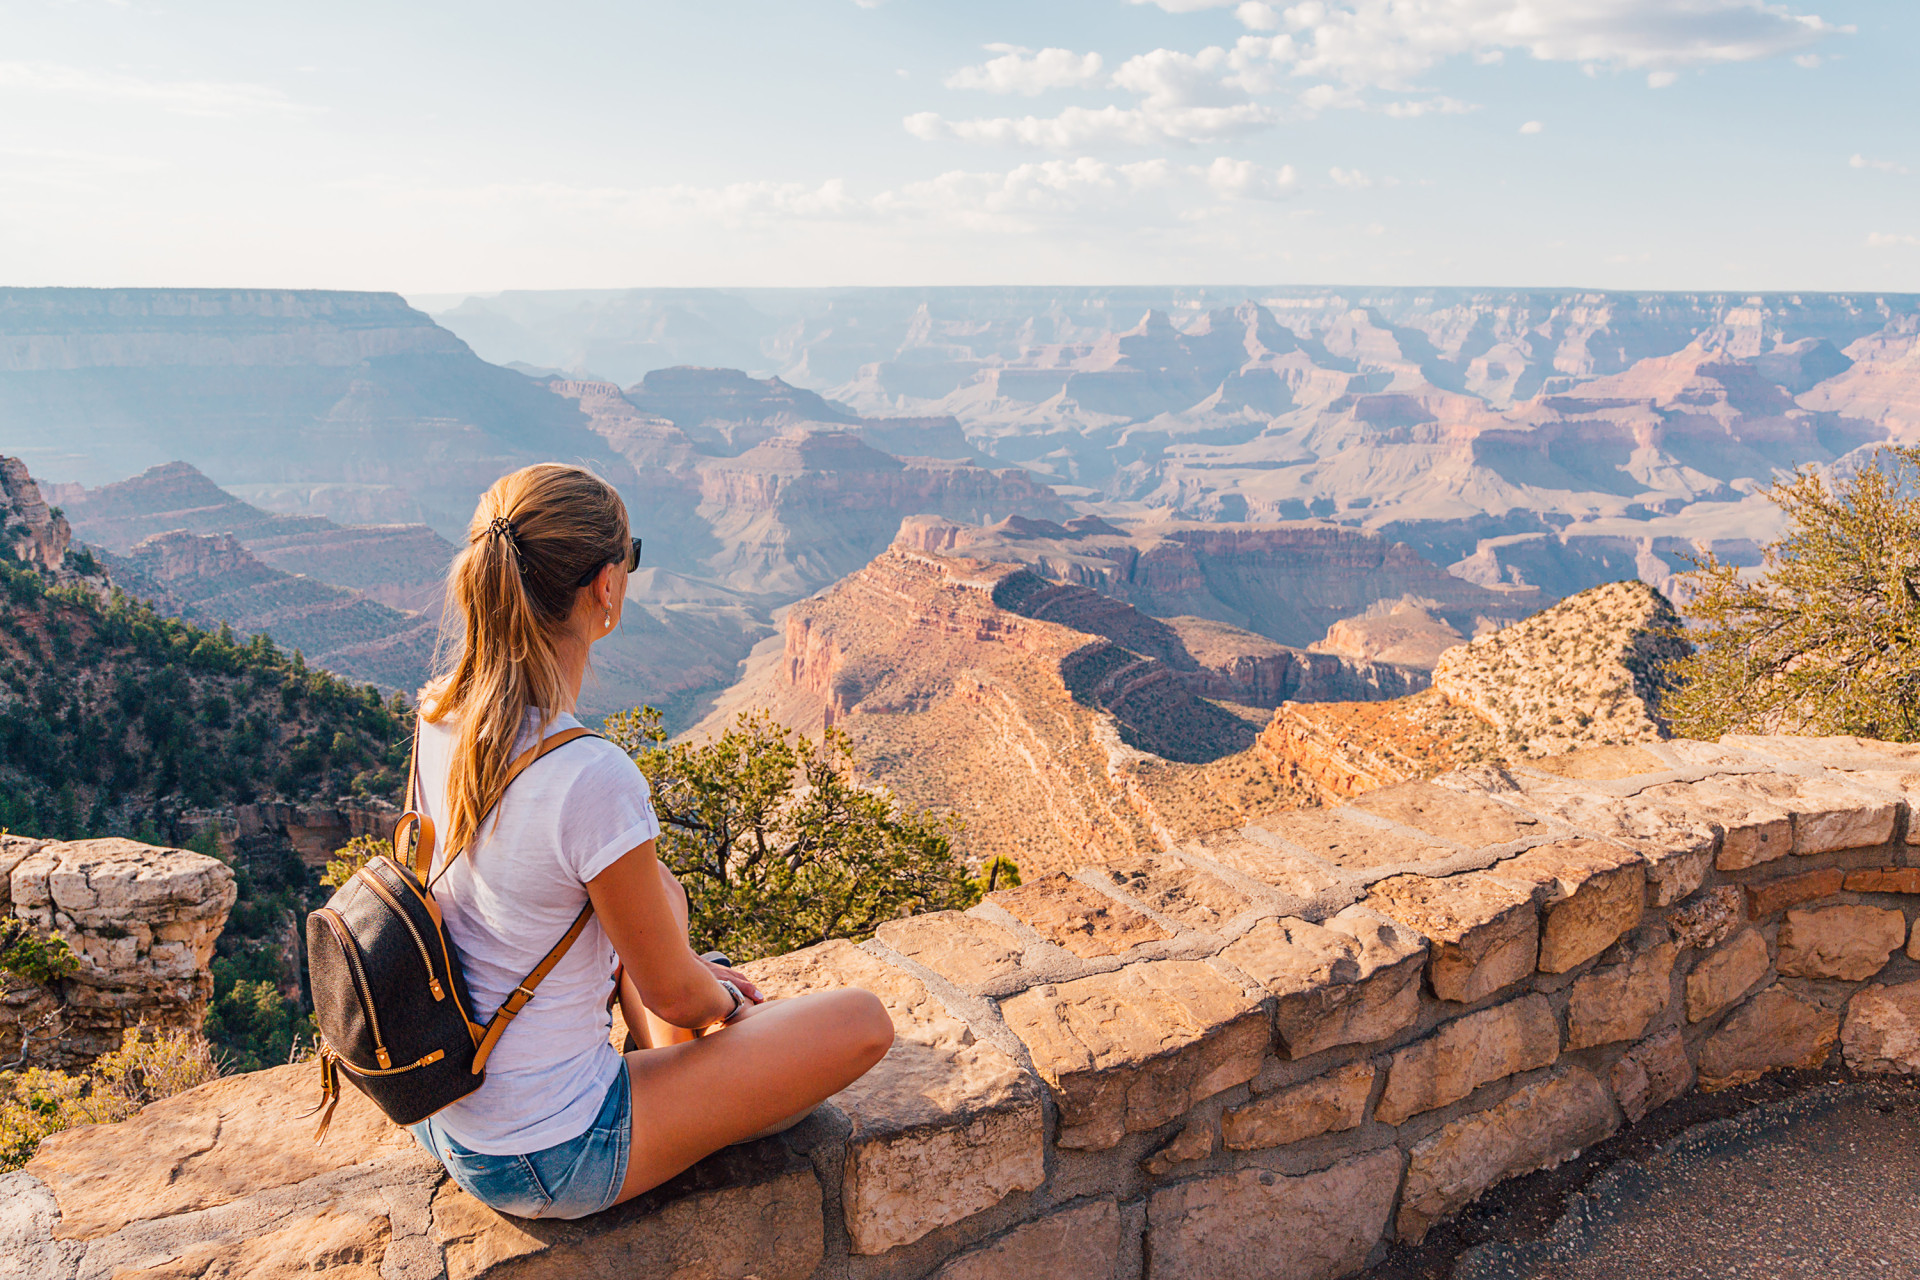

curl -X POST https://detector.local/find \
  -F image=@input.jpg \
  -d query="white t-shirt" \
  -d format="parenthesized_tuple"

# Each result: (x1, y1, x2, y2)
(414, 709, 659, 1155)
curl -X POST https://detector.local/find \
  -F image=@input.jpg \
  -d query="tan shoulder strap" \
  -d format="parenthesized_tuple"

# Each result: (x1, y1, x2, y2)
(394, 724, 601, 887)
(470, 901, 598, 1074)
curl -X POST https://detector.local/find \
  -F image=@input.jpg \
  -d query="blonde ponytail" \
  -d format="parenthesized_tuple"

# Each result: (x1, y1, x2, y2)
(422, 464, 629, 857)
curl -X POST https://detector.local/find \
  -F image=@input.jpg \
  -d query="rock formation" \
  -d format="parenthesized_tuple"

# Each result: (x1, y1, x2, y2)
(0, 288, 618, 537)
(895, 513, 1531, 655)
(0, 459, 74, 580)
(15, 732, 1920, 1278)
(102, 529, 438, 695)
(1262, 580, 1693, 801)
(1, 834, 234, 1069)
(53, 461, 456, 615)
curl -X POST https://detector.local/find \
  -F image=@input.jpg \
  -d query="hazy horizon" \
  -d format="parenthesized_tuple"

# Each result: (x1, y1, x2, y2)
(2, 1, 1914, 294)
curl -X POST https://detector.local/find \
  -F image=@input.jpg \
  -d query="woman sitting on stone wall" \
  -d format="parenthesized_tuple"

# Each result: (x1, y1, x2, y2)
(405, 463, 892, 1219)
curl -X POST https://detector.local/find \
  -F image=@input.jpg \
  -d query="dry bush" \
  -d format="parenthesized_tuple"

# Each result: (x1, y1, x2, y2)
(0, 1026, 220, 1172)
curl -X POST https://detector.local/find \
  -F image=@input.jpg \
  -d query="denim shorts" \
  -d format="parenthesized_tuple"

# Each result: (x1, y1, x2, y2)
(409, 1059, 631, 1220)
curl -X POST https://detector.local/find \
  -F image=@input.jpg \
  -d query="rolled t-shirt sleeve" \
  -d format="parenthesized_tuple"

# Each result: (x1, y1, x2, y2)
(559, 746, 663, 883)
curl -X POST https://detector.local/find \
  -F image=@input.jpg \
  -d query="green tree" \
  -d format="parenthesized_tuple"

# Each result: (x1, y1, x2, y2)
(603, 707, 977, 963)
(1667, 444, 1920, 741)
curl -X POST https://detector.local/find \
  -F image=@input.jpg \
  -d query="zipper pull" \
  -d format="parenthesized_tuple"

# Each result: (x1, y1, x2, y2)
(429, 977, 445, 1001)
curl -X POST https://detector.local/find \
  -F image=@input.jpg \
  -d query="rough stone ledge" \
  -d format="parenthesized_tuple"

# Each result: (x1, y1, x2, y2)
(15, 734, 1920, 1280)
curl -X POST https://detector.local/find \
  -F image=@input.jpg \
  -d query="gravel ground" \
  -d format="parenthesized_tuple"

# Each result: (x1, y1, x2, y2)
(1367, 1068, 1920, 1280)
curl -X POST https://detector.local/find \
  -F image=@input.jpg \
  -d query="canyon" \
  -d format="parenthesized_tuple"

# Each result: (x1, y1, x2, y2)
(14, 285, 1920, 725)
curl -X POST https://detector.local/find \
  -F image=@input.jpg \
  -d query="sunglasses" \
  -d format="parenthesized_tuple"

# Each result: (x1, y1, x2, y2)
(577, 537, 642, 587)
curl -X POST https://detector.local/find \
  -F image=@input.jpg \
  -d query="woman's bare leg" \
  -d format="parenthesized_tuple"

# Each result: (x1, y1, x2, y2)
(615, 988, 892, 1203)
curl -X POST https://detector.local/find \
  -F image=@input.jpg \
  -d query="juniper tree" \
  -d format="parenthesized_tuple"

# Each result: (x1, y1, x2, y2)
(603, 707, 980, 962)
(1666, 445, 1920, 741)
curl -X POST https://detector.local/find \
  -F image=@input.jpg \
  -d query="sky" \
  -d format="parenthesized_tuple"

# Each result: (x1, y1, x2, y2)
(1, 0, 1916, 292)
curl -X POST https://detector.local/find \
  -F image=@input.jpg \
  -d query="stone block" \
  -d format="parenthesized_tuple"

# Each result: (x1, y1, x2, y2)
(1222, 906, 1426, 1059)
(1685, 928, 1771, 1023)
(1483, 839, 1645, 973)
(1608, 1029, 1694, 1124)
(875, 911, 1027, 993)
(1524, 745, 1666, 780)
(1696, 984, 1841, 1090)
(1142, 1119, 1216, 1176)
(1667, 886, 1743, 951)
(432, 1169, 823, 1280)
(1223, 1062, 1374, 1151)
(1000, 959, 1267, 1151)
(1095, 853, 1251, 931)
(1745, 868, 1845, 918)
(1566, 940, 1676, 1050)
(1375, 995, 1560, 1126)
(931, 1200, 1122, 1280)
(1776, 905, 1907, 981)
(1493, 775, 1715, 905)
(1348, 780, 1541, 848)
(745, 940, 1044, 1253)
(1703, 772, 1896, 860)
(990, 873, 1171, 959)
(1367, 871, 1538, 1004)
(1845, 868, 1920, 895)
(1146, 1148, 1402, 1280)
(1253, 807, 1456, 874)
(1183, 828, 1348, 900)
(1841, 981, 1920, 1075)
(1397, 1068, 1616, 1244)
(24, 1062, 417, 1240)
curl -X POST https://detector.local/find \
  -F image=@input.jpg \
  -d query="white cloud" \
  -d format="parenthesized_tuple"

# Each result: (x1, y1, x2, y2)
(946, 45, 1104, 95)
(1867, 232, 1920, 248)
(1381, 95, 1473, 116)
(1201, 156, 1297, 198)
(0, 61, 308, 117)
(1648, 69, 1680, 87)
(1330, 166, 1372, 186)
(1236, 2, 1283, 28)
(1243, 0, 1844, 91)
(1851, 153, 1911, 175)
(1520, 119, 1545, 133)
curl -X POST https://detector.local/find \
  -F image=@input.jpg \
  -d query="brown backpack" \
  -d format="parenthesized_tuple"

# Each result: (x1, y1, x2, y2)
(305, 725, 600, 1139)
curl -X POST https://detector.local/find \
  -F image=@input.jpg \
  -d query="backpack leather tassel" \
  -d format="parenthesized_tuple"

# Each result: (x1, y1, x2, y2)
(307, 1045, 341, 1144)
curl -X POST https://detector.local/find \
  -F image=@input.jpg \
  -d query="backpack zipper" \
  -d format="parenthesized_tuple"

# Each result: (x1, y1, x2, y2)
(317, 907, 391, 1069)
(355, 867, 446, 1001)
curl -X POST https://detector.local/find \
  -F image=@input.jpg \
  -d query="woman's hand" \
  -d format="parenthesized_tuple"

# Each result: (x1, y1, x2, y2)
(703, 957, 763, 1006)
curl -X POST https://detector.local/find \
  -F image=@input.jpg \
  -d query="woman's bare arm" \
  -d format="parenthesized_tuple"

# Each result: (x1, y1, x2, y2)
(587, 838, 735, 1029)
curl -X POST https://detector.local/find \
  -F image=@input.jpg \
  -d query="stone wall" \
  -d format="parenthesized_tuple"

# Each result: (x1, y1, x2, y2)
(1, 834, 235, 1069)
(11, 734, 1920, 1279)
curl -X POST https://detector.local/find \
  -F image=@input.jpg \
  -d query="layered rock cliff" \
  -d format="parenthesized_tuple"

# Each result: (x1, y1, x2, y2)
(693, 547, 1377, 871)
(102, 530, 438, 696)
(1, 834, 234, 1069)
(896, 513, 1532, 656)
(1260, 580, 1693, 801)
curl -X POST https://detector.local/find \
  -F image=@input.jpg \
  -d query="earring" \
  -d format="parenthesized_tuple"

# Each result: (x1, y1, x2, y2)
(603, 604, 612, 629)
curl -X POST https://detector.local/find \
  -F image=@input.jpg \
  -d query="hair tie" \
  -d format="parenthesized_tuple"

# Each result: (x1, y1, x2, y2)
(486, 515, 517, 547)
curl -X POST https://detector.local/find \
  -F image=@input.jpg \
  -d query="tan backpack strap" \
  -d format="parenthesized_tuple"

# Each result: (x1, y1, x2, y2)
(426, 726, 600, 889)
(394, 722, 437, 881)
(470, 901, 596, 1074)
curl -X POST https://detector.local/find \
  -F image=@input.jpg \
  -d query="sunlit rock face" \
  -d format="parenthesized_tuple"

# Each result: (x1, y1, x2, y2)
(1, 834, 235, 1069)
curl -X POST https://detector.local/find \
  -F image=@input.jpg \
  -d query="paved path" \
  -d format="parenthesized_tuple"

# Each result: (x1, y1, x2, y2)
(1452, 1082, 1920, 1279)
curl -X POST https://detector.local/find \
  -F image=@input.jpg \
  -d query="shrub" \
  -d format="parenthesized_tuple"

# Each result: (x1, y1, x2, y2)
(321, 834, 390, 890)
(605, 707, 978, 963)
(0, 1026, 219, 1172)
(1667, 445, 1920, 740)
(0, 919, 79, 986)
